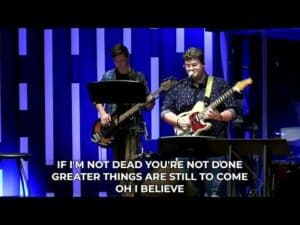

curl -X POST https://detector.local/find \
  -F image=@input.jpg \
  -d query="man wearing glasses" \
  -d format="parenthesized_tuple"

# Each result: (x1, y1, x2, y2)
(161, 47, 237, 197)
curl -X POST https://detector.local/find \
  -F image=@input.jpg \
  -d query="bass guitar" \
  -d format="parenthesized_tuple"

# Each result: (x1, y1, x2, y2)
(92, 78, 177, 147)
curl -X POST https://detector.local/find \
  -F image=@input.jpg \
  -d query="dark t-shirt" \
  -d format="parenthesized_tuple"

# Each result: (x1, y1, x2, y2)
(115, 70, 131, 114)
(101, 68, 150, 134)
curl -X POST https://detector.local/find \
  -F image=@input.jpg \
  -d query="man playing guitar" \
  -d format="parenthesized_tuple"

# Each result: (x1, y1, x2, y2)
(161, 47, 237, 138)
(92, 44, 154, 197)
(161, 47, 238, 197)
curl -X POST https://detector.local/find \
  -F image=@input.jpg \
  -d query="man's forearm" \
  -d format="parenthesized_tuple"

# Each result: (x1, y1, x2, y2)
(162, 111, 178, 126)
(220, 109, 236, 122)
(95, 103, 106, 115)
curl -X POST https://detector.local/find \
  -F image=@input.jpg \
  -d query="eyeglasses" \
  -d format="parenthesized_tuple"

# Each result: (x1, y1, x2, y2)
(183, 63, 199, 68)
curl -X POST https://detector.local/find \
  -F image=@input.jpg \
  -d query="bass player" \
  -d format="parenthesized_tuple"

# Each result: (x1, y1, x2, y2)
(92, 43, 154, 196)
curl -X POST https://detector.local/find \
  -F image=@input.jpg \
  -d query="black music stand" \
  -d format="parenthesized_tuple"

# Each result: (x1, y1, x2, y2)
(87, 80, 147, 104)
(159, 137, 290, 197)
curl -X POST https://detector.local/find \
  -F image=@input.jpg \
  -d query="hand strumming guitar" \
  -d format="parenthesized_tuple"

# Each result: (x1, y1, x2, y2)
(177, 116, 191, 131)
(100, 112, 111, 126)
(95, 103, 111, 126)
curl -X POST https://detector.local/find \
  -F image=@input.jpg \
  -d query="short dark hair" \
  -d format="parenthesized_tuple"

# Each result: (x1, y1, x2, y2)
(183, 47, 204, 64)
(111, 43, 129, 58)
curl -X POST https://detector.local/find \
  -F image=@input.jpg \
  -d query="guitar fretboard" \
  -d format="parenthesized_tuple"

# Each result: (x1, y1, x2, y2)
(116, 87, 162, 124)
(199, 88, 235, 119)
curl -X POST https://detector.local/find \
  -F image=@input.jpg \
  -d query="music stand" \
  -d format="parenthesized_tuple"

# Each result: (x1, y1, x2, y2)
(87, 80, 147, 104)
(159, 136, 220, 159)
(159, 136, 290, 197)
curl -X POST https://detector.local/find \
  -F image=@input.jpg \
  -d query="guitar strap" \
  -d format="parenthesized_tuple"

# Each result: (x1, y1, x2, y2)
(204, 76, 214, 107)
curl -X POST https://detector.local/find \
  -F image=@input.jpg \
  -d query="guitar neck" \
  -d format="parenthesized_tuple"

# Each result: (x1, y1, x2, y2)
(118, 104, 143, 123)
(210, 88, 235, 109)
(200, 88, 235, 117)
(117, 87, 162, 124)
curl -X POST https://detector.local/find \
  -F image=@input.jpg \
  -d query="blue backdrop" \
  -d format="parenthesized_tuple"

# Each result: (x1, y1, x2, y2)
(0, 27, 243, 197)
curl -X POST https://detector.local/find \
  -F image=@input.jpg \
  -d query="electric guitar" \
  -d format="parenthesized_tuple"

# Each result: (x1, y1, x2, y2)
(174, 78, 253, 136)
(92, 78, 177, 147)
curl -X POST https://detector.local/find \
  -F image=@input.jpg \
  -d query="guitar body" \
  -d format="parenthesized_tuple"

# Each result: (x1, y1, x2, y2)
(173, 78, 253, 136)
(174, 101, 212, 136)
(92, 111, 131, 147)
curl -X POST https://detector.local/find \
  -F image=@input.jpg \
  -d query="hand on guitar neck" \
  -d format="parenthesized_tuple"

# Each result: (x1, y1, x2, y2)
(144, 95, 155, 110)
(97, 94, 153, 127)
(204, 108, 224, 121)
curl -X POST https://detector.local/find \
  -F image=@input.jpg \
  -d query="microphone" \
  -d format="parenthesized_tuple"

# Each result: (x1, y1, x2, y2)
(187, 71, 194, 83)
(188, 71, 194, 78)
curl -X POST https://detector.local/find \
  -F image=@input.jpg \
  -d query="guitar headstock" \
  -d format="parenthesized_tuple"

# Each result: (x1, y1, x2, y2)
(160, 77, 178, 91)
(233, 77, 253, 93)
